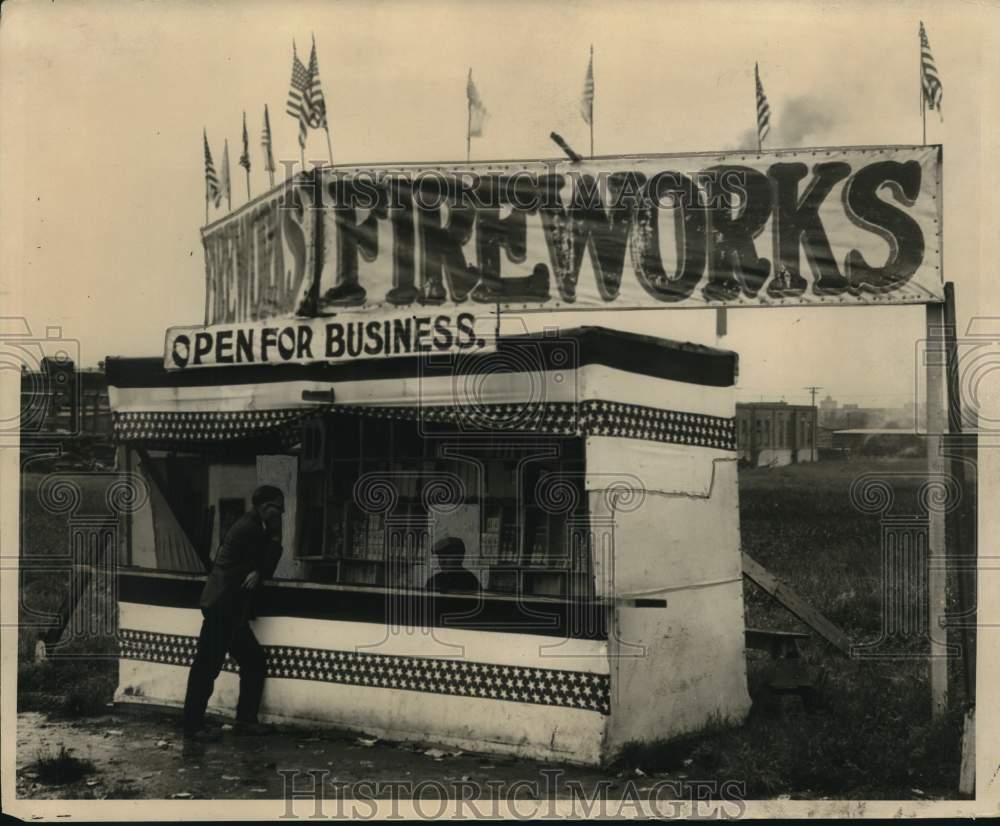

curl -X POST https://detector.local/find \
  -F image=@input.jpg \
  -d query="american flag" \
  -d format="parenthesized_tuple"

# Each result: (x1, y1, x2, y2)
(220, 139, 231, 208)
(466, 69, 487, 138)
(755, 62, 771, 148)
(261, 105, 275, 180)
(286, 42, 311, 149)
(306, 37, 327, 130)
(239, 111, 251, 173)
(580, 46, 594, 125)
(919, 22, 943, 115)
(203, 130, 220, 207)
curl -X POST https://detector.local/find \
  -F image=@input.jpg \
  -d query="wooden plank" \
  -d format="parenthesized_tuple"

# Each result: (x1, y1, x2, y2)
(742, 552, 852, 655)
(926, 302, 949, 717)
(745, 628, 810, 646)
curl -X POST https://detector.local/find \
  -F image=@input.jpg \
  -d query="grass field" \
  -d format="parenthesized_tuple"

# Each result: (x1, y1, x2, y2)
(17, 457, 970, 798)
(635, 457, 969, 798)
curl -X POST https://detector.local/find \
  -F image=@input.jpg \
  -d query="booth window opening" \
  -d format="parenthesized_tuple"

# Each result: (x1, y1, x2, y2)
(296, 412, 595, 599)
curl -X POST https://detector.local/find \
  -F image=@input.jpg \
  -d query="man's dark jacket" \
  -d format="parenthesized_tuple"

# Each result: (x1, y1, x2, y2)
(200, 511, 282, 617)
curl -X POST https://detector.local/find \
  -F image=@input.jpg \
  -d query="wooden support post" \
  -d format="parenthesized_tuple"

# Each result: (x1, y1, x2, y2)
(742, 552, 852, 655)
(123, 445, 133, 567)
(925, 302, 949, 717)
(943, 282, 976, 705)
(959, 707, 976, 797)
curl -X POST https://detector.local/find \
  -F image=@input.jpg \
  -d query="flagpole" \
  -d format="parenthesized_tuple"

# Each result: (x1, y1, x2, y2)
(755, 63, 762, 152)
(264, 106, 276, 188)
(466, 69, 472, 163)
(324, 127, 334, 166)
(589, 43, 597, 158)
(245, 168, 251, 201)
(205, 191, 209, 226)
(921, 80, 927, 145)
(226, 145, 231, 212)
(920, 27, 927, 146)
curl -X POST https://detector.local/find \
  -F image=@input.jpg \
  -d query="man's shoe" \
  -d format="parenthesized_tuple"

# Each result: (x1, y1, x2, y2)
(232, 720, 269, 737)
(183, 726, 222, 742)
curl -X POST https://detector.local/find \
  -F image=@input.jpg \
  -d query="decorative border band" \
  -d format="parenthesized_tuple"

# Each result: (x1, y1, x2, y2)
(112, 400, 735, 451)
(119, 628, 611, 714)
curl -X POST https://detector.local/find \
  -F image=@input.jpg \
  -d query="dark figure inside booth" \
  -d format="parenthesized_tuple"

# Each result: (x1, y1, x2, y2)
(425, 536, 480, 594)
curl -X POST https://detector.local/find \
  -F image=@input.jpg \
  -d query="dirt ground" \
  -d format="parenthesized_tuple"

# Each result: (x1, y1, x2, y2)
(14, 705, 683, 805)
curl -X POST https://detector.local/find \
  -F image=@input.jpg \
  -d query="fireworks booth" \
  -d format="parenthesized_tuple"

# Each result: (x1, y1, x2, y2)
(107, 327, 748, 764)
(107, 147, 942, 763)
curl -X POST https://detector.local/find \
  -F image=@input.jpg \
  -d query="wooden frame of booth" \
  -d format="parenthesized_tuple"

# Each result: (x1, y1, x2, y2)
(107, 327, 750, 764)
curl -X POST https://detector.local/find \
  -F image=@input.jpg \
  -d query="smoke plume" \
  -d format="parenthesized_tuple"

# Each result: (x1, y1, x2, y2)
(732, 95, 835, 150)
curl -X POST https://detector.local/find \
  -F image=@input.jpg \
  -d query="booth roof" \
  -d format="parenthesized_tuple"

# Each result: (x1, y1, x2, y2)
(105, 326, 738, 389)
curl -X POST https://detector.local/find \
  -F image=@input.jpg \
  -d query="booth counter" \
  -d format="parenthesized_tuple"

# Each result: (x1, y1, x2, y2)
(106, 326, 750, 764)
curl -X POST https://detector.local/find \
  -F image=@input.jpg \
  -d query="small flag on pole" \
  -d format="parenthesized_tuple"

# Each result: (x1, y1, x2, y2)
(239, 112, 251, 173)
(220, 139, 231, 210)
(754, 62, 771, 149)
(306, 36, 327, 130)
(261, 105, 276, 186)
(203, 130, 221, 208)
(580, 46, 594, 126)
(919, 22, 943, 117)
(466, 69, 488, 138)
(286, 41, 311, 150)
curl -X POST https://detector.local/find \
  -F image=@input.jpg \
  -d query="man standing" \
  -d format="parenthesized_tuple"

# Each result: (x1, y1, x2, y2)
(182, 485, 284, 740)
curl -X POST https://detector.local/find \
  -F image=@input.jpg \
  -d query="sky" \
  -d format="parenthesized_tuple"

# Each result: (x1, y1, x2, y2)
(2, 0, 998, 408)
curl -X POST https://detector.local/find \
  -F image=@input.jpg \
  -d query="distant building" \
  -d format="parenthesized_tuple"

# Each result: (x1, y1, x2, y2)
(818, 394, 838, 425)
(736, 402, 817, 467)
(832, 428, 926, 458)
(815, 395, 922, 431)
(20, 363, 111, 441)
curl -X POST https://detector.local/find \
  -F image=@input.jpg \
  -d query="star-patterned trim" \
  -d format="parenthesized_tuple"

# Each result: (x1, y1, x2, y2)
(112, 409, 311, 443)
(118, 628, 611, 715)
(113, 401, 735, 451)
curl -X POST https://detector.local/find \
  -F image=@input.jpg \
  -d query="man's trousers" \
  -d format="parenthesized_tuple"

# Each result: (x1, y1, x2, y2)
(182, 600, 266, 732)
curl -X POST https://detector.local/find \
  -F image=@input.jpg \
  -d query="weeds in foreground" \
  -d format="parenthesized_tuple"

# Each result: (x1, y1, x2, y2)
(615, 658, 963, 799)
(31, 746, 95, 785)
(18, 657, 116, 717)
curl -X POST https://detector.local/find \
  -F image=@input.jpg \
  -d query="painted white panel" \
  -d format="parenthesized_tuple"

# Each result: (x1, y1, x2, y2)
(115, 602, 610, 764)
(579, 365, 735, 418)
(110, 365, 733, 417)
(110, 371, 578, 413)
(585, 437, 734, 497)
(593, 464, 742, 596)
(604, 581, 750, 756)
